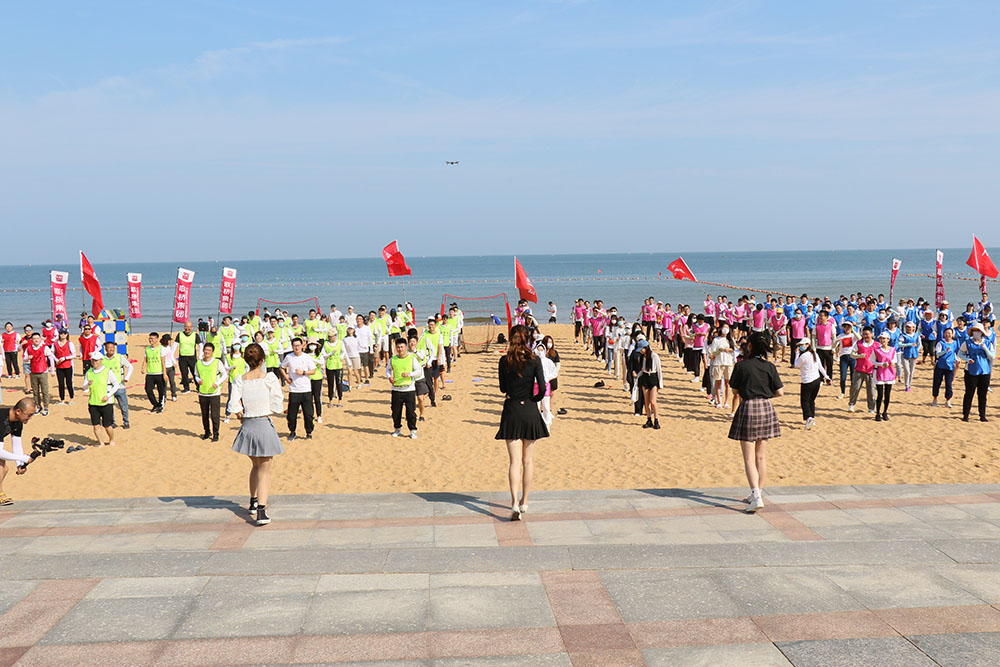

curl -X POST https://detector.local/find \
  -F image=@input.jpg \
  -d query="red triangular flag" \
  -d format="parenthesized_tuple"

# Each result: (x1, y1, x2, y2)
(382, 240, 412, 277)
(667, 257, 698, 282)
(79, 251, 104, 316)
(966, 236, 999, 279)
(514, 257, 537, 303)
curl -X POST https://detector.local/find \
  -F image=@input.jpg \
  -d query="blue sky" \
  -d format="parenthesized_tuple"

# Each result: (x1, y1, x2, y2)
(2, 1, 999, 263)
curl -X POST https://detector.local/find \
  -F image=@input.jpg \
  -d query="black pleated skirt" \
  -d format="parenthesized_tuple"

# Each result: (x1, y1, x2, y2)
(495, 397, 550, 441)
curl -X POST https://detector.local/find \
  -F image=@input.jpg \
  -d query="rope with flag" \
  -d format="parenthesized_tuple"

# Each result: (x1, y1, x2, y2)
(80, 251, 104, 317)
(382, 241, 412, 277)
(966, 236, 998, 295)
(514, 257, 537, 303)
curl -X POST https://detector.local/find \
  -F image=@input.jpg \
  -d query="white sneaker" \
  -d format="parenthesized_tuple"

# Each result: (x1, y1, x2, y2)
(838, 393, 844, 399)
(848, 404, 855, 412)
(805, 417, 814, 430)
(224, 417, 230, 424)
(690, 377, 700, 383)
(409, 431, 417, 439)
(946, 400, 953, 408)
(869, 409, 876, 415)
(746, 491, 764, 513)
(316, 416, 323, 424)
(391, 429, 401, 437)
(519, 503, 527, 516)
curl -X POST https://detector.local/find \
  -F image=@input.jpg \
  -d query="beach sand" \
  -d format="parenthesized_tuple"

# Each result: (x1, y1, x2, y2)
(2, 325, 998, 500)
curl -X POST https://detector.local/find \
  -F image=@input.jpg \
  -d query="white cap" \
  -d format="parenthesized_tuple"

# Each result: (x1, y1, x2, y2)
(90, 351, 105, 361)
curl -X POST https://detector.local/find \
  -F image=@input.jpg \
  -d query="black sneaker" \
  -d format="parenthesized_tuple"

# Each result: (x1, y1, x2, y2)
(882, 413, 889, 422)
(255, 506, 270, 526)
(875, 414, 882, 422)
(288, 433, 297, 441)
(123, 423, 130, 430)
(981, 417, 990, 422)
(305, 433, 313, 440)
(249, 497, 258, 512)
(201, 433, 211, 440)
(642, 419, 653, 429)
(211, 435, 219, 442)
(653, 419, 661, 430)
(419, 417, 425, 422)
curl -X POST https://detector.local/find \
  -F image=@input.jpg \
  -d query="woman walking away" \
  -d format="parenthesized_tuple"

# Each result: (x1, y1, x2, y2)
(496, 325, 548, 521)
(958, 323, 995, 422)
(794, 338, 828, 430)
(228, 342, 285, 526)
(931, 327, 958, 408)
(728, 333, 783, 513)
(898, 321, 920, 392)
(634, 339, 663, 429)
(873, 331, 897, 422)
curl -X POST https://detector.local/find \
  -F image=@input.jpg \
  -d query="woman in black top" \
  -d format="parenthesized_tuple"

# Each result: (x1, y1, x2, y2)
(496, 325, 548, 520)
(728, 333, 784, 513)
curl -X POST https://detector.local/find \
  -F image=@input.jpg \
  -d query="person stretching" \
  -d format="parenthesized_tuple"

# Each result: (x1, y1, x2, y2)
(81, 352, 121, 446)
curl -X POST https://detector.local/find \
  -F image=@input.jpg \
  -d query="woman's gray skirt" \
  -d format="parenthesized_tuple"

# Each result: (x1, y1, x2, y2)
(232, 416, 284, 457)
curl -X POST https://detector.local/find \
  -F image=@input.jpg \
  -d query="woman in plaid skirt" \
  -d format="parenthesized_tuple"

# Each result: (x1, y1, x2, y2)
(728, 333, 784, 513)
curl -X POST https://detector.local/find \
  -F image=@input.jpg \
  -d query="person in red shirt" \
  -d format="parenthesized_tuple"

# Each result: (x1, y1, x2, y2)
(19, 325, 34, 394)
(78, 324, 100, 375)
(25, 332, 56, 416)
(41, 320, 57, 348)
(2, 322, 20, 379)
(53, 330, 77, 404)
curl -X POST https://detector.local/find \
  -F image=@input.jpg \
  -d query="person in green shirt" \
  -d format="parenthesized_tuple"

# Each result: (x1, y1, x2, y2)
(224, 343, 247, 424)
(322, 331, 348, 408)
(305, 342, 326, 424)
(219, 316, 237, 351)
(376, 306, 391, 366)
(205, 327, 225, 360)
(196, 342, 226, 441)
(437, 315, 453, 377)
(246, 310, 262, 337)
(387, 337, 420, 438)
(82, 351, 121, 446)
(176, 321, 199, 393)
(304, 309, 320, 341)
(140, 332, 165, 413)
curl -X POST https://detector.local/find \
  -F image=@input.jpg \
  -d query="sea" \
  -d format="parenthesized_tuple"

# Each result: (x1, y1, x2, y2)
(0, 249, 992, 331)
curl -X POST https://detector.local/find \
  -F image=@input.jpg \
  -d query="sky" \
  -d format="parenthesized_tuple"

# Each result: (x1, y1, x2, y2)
(2, 0, 999, 264)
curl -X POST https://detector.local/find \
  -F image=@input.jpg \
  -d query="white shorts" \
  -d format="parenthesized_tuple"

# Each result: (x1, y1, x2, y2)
(348, 356, 362, 370)
(379, 337, 389, 352)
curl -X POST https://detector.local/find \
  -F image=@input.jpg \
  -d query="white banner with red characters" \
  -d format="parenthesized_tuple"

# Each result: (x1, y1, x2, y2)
(935, 250, 946, 309)
(219, 267, 237, 314)
(172, 267, 196, 324)
(127, 273, 143, 319)
(50, 271, 69, 323)
(889, 258, 901, 302)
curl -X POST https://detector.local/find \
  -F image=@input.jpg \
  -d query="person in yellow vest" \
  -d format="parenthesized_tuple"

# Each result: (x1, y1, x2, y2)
(417, 318, 442, 406)
(246, 310, 262, 337)
(219, 316, 237, 351)
(196, 342, 227, 441)
(176, 321, 200, 394)
(377, 306, 391, 366)
(304, 309, 320, 342)
(437, 315, 453, 377)
(315, 315, 330, 344)
(305, 342, 325, 424)
(263, 326, 283, 385)
(140, 332, 166, 413)
(82, 351, 121, 447)
(290, 314, 305, 339)
(224, 343, 247, 425)
(387, 337, 420, 439)
(102, 340, 133, 429)
(205, 327, 225, 360)
(322, 330, 348, 408)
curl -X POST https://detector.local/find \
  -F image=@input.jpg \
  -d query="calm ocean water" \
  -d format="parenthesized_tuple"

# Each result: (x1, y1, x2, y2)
(0, 249, 991, 331)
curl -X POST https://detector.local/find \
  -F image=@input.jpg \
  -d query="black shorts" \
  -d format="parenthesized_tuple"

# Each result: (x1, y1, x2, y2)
(415, 379, 430, 396)
(549, 377, 558, 392)
(89, 403, 114, 427)
(638, 374, 659, 390)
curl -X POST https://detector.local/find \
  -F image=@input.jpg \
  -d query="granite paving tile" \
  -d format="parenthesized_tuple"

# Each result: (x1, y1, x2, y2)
(713, 567, 865, 616)
(173, 593, 313, 638)
(775, 636, 936, 666)
(601, 570, 742, 622)
(907, 631, 1000, 667)
(930, 539, 1000, 563)
(383, 546, 572, 573)
(303, 589, 431, 634)
(38, 595, 195, 644)
(818, 565, 984, 608)
(86, 576, 209, 599)
(873, 604, 1000, 635)
(644, 642, 792, 666)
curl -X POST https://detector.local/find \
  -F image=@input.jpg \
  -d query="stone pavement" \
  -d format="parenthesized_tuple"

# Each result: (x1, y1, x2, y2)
(2, 484, 1000, 666)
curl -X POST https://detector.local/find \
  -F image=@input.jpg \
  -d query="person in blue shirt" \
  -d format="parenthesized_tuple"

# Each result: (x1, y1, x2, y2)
(931, 327, 958, 408)
(934, 311, 953, 342)
(918, 310, 938, 363)
(939, 300, 954, 323)
(898, 321, 920, 391)
(783, 299, 796, 321)
(958, 323, 995, 422)
(904, 299, 920, 327)
(953, 317, 969, 350)
(961, 303, 979, 324)
(832, 303, 845, 333)
(805, 304, 818, 331)
(873, 310, 889, 337)
(978, 292, 992, 314)
(843, 304, 859, 332)
(981, 304, 995, 327)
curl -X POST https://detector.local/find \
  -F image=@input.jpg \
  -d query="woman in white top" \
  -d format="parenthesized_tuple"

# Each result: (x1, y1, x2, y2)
(705, 325, 736, 412)
(794, 338, 829, 430)
(228, 342, 285, 526)
(160, 334, 180, 402)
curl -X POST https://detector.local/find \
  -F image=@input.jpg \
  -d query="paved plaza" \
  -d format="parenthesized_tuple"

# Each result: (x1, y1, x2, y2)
(3, 484, 1000, 666)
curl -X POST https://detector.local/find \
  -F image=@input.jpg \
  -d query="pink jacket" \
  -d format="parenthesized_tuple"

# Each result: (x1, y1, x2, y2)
(873, 346, 897, 383)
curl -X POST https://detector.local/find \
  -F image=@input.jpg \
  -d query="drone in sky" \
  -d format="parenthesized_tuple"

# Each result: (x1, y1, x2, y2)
(444, 161, 459, 165)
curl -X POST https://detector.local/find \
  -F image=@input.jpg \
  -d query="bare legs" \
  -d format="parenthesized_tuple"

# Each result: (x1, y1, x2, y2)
(249, 456, 273, 506)
(92, 424, 114, 446)
(643, 386, 659, 421)
(505, 438, 536, 511)
(740, 439, 767, 490)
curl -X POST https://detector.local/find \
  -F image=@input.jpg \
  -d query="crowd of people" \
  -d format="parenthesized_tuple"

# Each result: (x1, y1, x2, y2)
(3, 288, 996, 522)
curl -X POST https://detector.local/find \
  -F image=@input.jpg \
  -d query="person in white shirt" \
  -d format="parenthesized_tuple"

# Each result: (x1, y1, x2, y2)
(228, 342, 285, 526)
(160, 333, 179, 402)
(329, 304, 343, 325)
(341, 326, 363, 388)
(547, 301, 557, 324)
(794, 338, 829, 430)
(706, 325, 736, 412)
(102, 340, 133, 429)
(354, 315, 373, 382)
(280, 338, 317, 440)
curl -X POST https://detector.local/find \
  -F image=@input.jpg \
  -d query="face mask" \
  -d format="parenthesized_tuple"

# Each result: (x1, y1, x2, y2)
(546, 343, 553, 349)
(721, 327, 730, 335)
(878, 315, 886, 321)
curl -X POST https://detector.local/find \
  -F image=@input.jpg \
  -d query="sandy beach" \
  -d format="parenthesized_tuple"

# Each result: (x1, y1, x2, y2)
(2, 324, 998, 500)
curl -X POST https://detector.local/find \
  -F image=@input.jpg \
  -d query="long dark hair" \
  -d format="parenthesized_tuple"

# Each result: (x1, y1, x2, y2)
(747, 332, 770, 359)
(541, 335, 559, 361)
(713, 324, 735, 350)
(504, 325, 533, 374)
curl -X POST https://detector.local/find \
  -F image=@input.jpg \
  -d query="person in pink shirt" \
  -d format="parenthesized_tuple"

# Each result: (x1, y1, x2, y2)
(769, 309, 788, 363)
(873, 331, 897, 422)
(686, 315, 711, 382)
(813, 310, 836, 380)
(660, 304, 675, 354)
(849, 326, 877, 413)
(788, 310, 808, 368)
(590, 306, 608, 361)
(572, 299, 586, 344)
(704, 295, 716, 326)
(640, 297, 657, 341)
(581, 302, 592, 346)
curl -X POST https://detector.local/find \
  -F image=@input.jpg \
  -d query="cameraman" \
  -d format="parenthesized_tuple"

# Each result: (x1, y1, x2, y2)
(1, 398, 36, 504)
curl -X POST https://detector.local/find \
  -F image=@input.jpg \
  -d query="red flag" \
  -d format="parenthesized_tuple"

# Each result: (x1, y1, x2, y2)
(173, 267, 196, 324)
(219, 267, 237, 314)
(50, 271, 69, 323)
(382, 241, 412, 277)
(514, 257, 537, 303)
(127, 273, 142, 319)
(889, 258, 901, 302)
(935, 250, 945, 309)
(966, 236, 999, 279)
(79, 251, 104, 317)
(667, 257, 698, 282)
